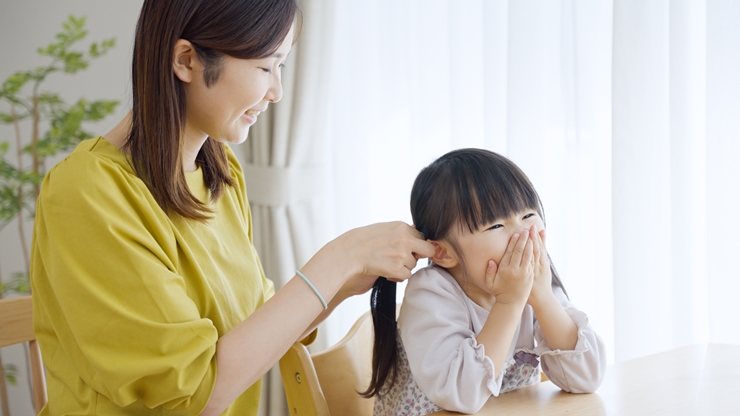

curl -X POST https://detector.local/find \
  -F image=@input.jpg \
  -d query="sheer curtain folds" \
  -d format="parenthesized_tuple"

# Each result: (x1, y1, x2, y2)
(235, 1, 336, 415)
(613, 0, 740, 361)
(705, 0, 740, 350)
(612, 0, 706, 362)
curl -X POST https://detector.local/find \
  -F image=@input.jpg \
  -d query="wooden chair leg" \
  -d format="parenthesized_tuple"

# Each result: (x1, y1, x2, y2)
(29, 340, 47, 414)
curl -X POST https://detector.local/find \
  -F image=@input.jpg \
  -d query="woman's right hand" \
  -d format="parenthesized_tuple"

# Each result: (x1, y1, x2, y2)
(486, 232, 535, 306)
(335, 221, 435, 283)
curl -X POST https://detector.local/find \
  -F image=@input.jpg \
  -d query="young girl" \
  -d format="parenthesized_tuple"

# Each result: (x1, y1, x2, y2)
(363, 149, 606, 415)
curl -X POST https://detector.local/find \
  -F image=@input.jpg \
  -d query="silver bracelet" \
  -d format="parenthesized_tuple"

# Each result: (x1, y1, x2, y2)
(295, 270, 328, 310)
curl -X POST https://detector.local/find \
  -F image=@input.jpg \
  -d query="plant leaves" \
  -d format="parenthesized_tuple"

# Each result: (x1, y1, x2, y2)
(2, 364, 18, 386)
(28, 98, 119, 158)
(3, 272, 32, 295)
(1, 71, 33, 98)
(0, 14, 119, 282)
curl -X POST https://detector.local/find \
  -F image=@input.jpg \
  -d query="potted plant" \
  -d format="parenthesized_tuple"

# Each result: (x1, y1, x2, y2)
(0, 15, 118, 415)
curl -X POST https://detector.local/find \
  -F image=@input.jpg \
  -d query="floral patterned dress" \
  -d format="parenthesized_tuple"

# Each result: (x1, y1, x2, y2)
(373, 335, 541, 416)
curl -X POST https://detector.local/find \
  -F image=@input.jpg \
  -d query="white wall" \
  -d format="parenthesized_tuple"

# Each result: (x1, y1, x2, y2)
(0, 2, 142, 414)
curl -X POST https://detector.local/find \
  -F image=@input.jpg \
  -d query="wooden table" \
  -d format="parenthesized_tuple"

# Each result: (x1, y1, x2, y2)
(431, 343, 740, 415)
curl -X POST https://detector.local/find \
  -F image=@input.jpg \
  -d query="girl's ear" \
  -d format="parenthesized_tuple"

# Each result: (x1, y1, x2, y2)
(430, 241, 458, 268)
(172, 39, 202, 83)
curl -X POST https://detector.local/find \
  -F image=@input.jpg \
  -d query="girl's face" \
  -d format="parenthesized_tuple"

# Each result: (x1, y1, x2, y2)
(442, 209, 545, 305)
(182, 25, 295, 146)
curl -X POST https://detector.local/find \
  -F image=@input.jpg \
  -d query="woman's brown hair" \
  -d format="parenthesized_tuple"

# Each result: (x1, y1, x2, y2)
(127, 0, 301, 220)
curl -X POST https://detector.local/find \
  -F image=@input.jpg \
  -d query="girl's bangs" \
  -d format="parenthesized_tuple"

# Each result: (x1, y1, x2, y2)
(453, 157, 541, 234)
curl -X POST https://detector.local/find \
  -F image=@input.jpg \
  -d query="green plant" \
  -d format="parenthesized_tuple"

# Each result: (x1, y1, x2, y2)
(0, 15, 119, 414)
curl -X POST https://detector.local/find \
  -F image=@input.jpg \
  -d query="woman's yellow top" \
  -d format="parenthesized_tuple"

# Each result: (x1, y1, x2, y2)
(30, 137, 274, 415)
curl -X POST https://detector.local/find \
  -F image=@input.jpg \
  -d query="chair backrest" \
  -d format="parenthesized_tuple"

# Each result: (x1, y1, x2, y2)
(280, 310, 375, 416)
(0, 296, 47, 414)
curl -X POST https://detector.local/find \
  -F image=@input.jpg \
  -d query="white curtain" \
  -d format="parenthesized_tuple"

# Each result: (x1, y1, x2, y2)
(236, 1, 336, 415)
(324, 0, 740, 365)
(705, 0, 740, 348)
(612, 0, 707, 362)
(613, 0, 740, 362)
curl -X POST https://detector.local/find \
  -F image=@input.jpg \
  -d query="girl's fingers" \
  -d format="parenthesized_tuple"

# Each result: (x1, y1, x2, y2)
(485, 259, 498, 289)
(511, 232, 532, 267)
(522, 235, 534, 267)
(500, 233, 519, 267)
(531, 225, 541, 265)
(537, 228, 549, 267)
(510, 232, 529, 266)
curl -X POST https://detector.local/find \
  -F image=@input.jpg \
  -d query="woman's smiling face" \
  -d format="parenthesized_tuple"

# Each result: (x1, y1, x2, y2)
(181, 25, 294, 146)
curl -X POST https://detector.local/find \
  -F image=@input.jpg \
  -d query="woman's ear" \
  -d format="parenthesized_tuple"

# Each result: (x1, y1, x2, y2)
(430, 241, 458, 268)
(172, 39, 202, 83)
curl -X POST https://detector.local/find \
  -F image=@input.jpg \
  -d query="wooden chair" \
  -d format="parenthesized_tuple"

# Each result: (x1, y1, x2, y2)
(278, 307, 548, 416)
(0, 296, 47, 414)
(280, 311, 375, 416)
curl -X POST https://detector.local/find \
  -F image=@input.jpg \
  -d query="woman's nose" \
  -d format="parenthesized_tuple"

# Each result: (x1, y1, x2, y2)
(266, 74, 283, 103)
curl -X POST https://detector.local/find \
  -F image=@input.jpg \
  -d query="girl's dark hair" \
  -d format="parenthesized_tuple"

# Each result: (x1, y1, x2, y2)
(127, 0, 301, 220)
(361, 277, 397, 398)
(363, 148, 568, 398)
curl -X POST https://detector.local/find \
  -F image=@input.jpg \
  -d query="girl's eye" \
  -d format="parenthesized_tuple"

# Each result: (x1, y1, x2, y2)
(487, 224, 503, 231)
(523, 213, 535, 220)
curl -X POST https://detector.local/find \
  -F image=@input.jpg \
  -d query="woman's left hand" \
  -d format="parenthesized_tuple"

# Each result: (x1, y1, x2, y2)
(528, 225, 553, 307)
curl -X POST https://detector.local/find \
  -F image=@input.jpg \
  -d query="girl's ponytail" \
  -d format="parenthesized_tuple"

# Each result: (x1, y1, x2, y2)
(360, 277, 398, 398)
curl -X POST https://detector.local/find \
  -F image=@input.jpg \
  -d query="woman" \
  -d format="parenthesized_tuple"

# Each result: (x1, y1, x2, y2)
(29, 1, 434, 415)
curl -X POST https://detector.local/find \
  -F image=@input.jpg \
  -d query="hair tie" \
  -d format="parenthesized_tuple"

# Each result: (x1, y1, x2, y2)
(296, 270, 328, 310)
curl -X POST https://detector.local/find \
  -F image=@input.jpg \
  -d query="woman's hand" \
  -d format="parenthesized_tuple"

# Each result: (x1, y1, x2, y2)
(486, 232, 534, 306)
(336, 221, 435, 283)
(341, 274, 381, 297)
(295, 222, 433, 340)
(528, 225, 554, 308)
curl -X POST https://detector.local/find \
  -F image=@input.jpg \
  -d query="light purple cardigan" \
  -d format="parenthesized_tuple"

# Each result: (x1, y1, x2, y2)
(398, 265, 607, 414)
